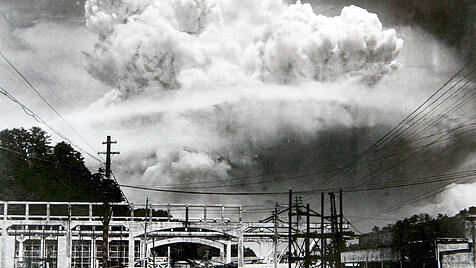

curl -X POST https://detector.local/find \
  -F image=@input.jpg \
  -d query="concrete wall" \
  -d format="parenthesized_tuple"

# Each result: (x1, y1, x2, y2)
(244, 264, 288, 268)
(441, 251, 473, 268)
(436, 239, 472, 268)
(341, 247, 400, 263)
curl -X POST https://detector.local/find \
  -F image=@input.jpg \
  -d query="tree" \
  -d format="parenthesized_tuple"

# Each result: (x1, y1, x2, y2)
(0, 127, 123, 202)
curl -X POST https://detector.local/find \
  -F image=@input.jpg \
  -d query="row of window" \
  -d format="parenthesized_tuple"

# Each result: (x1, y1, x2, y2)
(15, 239, 130, 268)
(72, 240, 129, 268)
(15, 239, 58, 268)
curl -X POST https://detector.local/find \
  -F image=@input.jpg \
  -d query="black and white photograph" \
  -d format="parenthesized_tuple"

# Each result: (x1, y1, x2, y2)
(0, 0, 474, 267)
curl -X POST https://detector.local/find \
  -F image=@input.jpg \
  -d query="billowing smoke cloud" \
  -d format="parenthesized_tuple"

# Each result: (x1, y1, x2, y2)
(78, 0, 474, 225)
(84, 0, 402, 96)
(305, 0, 475, 61)
(143, 150, 231, 185)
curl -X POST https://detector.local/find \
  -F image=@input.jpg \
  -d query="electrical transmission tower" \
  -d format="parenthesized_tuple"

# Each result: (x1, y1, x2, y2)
(286, 189, 352, 268)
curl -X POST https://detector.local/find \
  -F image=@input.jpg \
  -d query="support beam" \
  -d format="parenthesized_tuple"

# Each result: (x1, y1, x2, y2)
(130, 203, 134, 222)
(128, 237, 135, 268)
(168, 246, 171, 268)
(227, 240, 232, 264)
(1, 220, 6, 267)
(25, 204, 29, 221)
(238, 229, 244, 268)
(220, 248, 225, 263)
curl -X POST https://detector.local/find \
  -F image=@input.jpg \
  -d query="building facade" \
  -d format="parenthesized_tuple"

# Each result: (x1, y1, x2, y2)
(0, 201, 248, 268)
(341, 215, 476, 268)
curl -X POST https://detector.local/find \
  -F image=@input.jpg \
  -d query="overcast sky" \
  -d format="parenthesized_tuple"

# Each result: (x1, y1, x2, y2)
(0, 0, 474, 231)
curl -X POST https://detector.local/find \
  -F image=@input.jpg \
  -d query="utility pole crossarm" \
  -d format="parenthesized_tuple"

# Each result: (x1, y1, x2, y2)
(98, 135, 120, 179)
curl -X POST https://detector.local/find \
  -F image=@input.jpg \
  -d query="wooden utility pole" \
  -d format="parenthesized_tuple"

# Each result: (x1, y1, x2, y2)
(99, 135, 119, 268)
(143, 197, 149, 268)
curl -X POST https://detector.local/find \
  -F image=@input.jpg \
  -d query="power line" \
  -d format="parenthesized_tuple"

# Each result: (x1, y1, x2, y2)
(129, 116, 476, 192)
(0, 9, 104, 161)
(303, 64, 475, 203)
(118, 168, 476, 195)
(366, 175, 476, 220)
(0, 48, 102, 163)
(303, 120, 476, 204)
(0, 86, 103, 163)
(337, 70, 474, 186)
(343, 215, 362, 235)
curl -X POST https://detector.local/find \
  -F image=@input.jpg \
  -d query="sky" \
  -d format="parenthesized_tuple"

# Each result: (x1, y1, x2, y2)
(0, 0, 474, 232)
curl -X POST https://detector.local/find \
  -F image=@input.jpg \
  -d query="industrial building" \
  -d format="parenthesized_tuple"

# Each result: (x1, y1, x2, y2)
(341, 214, 476, 267)
(0, 193, 350, 268)
(0, 201, 251, 268)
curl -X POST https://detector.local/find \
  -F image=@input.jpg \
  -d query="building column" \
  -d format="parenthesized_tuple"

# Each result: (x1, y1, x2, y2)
(17, 236, 26, 261)
(238, 228, 244, 268)
(4, 233, 15, 268)
(472, 219, 476, 268)
(91, 237, 96, 268)
(168, 246, 171, 268)
(1, 220, 7, 267)
(220, 248, 225, 263)
(57, 235, 70, 267)
(226, 240, 232, 264)
(128, 236, 135, 268)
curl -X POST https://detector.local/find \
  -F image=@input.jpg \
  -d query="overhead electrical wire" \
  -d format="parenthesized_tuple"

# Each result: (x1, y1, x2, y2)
(118, 168, 476, 195)
(334, 77, 476, 223)
(300, 65, 476, 211)
(91, 63, 476, 195)
(372, 79, 475, 153)
(133, 72, 474, 191)
(345, 82, 476, 191)
(302, 64, 475, 202)
(0, 51, 103, 163)
(0, 14, 103, 163)
(341, 71, 474, 182)
(365, 175, 476, 220)
(374, 69, 475, 150)
(0, 86, 103, 163)
(0, 10, 67, 104)
(1, 8, 473, 220)
(127, 115, 476, 192)
(103, 64, 476, 196)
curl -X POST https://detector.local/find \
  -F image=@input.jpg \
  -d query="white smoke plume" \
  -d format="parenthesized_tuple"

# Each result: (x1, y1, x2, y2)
(81, 0, 403, 193)
(79, 0, 474, 224)
(84, 0, 402, 96)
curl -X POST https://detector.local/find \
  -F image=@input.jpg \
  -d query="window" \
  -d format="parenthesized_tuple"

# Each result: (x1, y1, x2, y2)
(96, 240, 129, 267)
(24, 240, 41, 258)
(45, 240, 58, 268)
(72, 240, 91, 268)
(15, 239, 57, 268)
